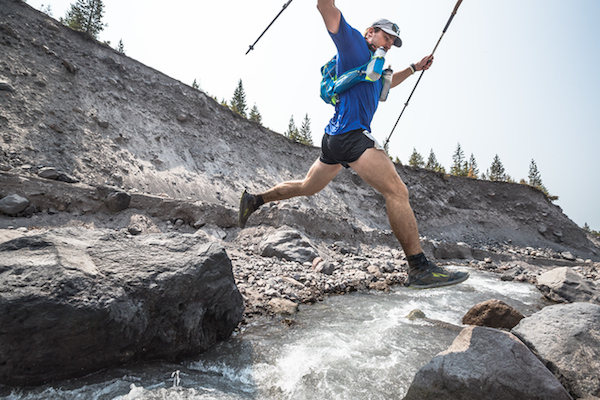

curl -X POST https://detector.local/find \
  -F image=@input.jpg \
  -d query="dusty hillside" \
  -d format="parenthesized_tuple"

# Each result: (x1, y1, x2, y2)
(1, 0, 598, 261)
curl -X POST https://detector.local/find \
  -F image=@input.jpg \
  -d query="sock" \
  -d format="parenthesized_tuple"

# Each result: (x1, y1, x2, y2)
(255, 194, 265, 208)
(407, 252, 428, 269)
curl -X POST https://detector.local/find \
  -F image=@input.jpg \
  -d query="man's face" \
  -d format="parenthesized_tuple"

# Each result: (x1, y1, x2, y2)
(367, 28, 396, 52)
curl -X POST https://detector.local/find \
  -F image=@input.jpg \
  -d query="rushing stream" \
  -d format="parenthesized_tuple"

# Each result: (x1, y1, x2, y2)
(2, 268, 547, 400)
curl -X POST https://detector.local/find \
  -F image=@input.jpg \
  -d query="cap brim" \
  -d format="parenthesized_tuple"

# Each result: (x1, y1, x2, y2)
(380, 27, 402, 47)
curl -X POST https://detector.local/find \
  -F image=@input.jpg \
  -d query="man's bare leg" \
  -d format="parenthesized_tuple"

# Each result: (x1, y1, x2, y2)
(349, 147, 469, 288)
(239, 159, 342, 228)
(261, 159, 342, 202)
(348, 148, 422, 256)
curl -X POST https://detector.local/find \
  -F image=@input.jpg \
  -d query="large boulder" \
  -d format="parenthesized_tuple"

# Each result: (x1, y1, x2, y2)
(259, 227, 319, 263)
(403, 326, 572, 400)
(0, 227, 244, 386)
(512, 303, 600, 399)
(536, 267, 600, 305)
(0, 194, 29, 215)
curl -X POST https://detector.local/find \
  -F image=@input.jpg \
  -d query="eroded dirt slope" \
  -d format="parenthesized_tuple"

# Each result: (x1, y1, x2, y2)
(1, 0, 598, 260)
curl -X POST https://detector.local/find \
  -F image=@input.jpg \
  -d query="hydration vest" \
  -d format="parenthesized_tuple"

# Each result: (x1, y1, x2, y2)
(320, 47, 393, 106)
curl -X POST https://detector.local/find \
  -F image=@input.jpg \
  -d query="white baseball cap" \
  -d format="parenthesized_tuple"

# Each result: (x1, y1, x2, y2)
(371, 19, 402, 47)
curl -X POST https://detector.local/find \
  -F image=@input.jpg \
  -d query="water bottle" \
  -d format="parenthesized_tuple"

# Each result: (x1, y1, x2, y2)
(379, 67, 393, 102)
(365, 47, 386, 81)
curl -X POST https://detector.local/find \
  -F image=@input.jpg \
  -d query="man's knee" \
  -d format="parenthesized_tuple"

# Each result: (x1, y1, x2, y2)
(300, 181, 322, 197)
(387, 179, 410, 203)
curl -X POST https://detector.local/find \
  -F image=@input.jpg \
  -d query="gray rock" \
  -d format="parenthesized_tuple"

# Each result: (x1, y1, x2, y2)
(536, 267, 600, 305)
(105, 190, 131, 212)
(404, 326, 572, 400)
(0, 194, 29, 215)
(56, 171, 79, 183)
(62, 59, 78, 73)
(37, 167, 79, 183)
(37, 166, 61, 180)
(268, 298, 298, 315)
(0, 227, 244, 386)
(259, 227, 319, 263)
(512, 303, 600, 399)
(315, 260, 336, 275)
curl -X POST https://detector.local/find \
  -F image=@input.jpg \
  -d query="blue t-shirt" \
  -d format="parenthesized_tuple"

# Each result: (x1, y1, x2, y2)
(325, 13, 382, 136)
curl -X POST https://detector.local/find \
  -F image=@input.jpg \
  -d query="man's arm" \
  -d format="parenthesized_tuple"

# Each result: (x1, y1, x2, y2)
(391, 54, 434, 88)
(317, 0, 341, 34)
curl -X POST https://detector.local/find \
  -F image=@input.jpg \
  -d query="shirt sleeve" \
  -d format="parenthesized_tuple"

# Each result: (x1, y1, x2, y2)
(329, 13, 371, 74)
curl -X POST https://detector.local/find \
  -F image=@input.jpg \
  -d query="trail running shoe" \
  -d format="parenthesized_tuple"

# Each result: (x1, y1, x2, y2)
(238, 190, 260, 229)
(406, 261, 469, 289)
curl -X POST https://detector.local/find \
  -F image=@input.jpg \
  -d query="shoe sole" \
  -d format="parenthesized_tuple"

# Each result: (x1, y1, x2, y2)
(238, 190, 251, 229)
(406, 272, 470, 289)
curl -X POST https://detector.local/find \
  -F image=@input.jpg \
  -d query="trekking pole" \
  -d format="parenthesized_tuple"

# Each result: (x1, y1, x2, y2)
(246, 0, 293, 55)
(383, 0, 463, 149)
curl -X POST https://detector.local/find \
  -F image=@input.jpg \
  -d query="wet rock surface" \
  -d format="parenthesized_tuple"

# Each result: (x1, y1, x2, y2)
(404, 326, 573, 400)
(512, 303, 600, 399)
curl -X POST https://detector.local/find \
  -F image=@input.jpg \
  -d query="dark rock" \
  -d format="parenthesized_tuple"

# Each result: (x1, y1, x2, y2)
(0, 82, 15, 92)
(404, 326, 573, 400)
(56, 172, 79, 183)
(104, 190, 131, 212)
(462, 299, 525, 329)
(512, 303, 600, 399)
(127, 225, 143, 235)
(62, 59, 78, 73)
(0, 227, 244, 386)
(434, 241, 473, 260)
(0, 194, 29, 215)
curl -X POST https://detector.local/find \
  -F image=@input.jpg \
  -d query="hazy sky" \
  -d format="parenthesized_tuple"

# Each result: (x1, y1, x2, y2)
(26, 0, 600, 231)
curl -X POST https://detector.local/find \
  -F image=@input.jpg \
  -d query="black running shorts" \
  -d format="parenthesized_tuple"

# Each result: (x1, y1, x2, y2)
(320, 129, 382, 168)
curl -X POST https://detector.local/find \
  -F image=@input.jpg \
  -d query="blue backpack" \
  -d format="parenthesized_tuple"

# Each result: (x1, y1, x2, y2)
(320, 47, 392, 106)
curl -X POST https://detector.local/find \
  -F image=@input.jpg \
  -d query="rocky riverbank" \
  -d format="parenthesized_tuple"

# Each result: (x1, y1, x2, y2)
(2, 169, 599, 326)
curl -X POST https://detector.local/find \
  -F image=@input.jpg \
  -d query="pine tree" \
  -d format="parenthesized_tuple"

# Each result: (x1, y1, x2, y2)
(527, 159, 557, 200)
(249, 104, 262, 125)
(488, 154, 506, 182)
(425, 149, 445, 173)
(230, 79, 247, 118)
(61, 0, 106, 38)
(116, 39, 125, 54)
(40, 4, 53, 16)
(408, 148, 425, 168)
(285, 115, 299, 141)
(467, 153, 479, 179)
(192, 79, 200, 90)
(528, 159, 543, 188)
(451, 143, 468, 176)
(298, 114, 314, 146)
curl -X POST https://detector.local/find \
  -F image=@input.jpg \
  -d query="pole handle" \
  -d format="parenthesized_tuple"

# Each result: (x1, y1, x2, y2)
(452, 0, 464, 15)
